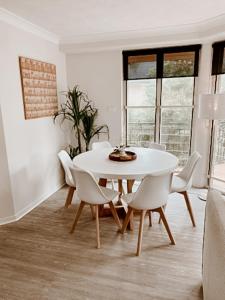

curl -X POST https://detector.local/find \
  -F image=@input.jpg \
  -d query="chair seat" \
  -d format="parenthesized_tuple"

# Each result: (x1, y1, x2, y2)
(171, 175, 188, 193)
(100, 186, 119, 203)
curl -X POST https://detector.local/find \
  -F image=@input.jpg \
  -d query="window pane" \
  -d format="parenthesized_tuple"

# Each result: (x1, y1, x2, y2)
(128, 54, 157, 79)
(219, 73, 225, 92)
(127, 79, 156, 106)
(127, 108, 155, 147)
(163, 52, 195, 77)
(160, 108, 192, 166)
(211, 74, 225, 182)
(161, 77, 194, 106)
(211, 120, 225, 181)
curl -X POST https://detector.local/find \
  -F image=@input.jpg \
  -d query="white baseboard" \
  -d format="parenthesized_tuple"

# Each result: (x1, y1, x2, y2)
(0, 183, 65, 225)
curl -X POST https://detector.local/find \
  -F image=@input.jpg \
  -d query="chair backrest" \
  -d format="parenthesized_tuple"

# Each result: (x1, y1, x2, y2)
(178, 151, 201, 184)
(149, 142, 166, 151)
(92, 141, 112, 150)
(70, 167, 109, 205)
(58, 150, 75, 187)
(130, 172, 172, 210)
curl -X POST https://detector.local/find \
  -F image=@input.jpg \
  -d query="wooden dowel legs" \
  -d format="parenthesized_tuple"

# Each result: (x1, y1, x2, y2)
(109, 201, 122, 230)
(70, 201, 85, 233)
(121, 207, 133, 233)
(90, 205, 95, 219)
(158, 207, 175, 245)
(65, 186, 75, 208)
(181, 191, 196, 227)
(95, 205, 100, 249)
(136, 210, 146, 256)
(149, 210, 152, 227)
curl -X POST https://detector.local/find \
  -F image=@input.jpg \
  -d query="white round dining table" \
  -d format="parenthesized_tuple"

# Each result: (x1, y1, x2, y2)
(73, 147, 178, 181)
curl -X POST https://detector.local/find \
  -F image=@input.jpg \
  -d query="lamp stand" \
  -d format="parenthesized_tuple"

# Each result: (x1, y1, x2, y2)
(198, 120, 215, 201)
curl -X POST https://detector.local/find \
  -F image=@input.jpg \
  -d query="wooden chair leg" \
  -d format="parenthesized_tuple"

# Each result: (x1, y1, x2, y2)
(95, 205, 100, 249)
(109, 201, 122, 230)
(121, 207, 133, 233)
(127, 179, 135, 231)
(127, 179, 135, 194)
(181, 191, 196, 227)
(136, 210, 146, 256)
(128, 210, 134, 231)
(98, 178, 107, 187)
(118, 179, 123, 194)
(65, 186, 75, 208)
(158, 204, 166, 224)
(158, 207, 175, 245)
(149, 210, 152, 227)
(70, 201, 85, 233)
(90, 205, 95, 220)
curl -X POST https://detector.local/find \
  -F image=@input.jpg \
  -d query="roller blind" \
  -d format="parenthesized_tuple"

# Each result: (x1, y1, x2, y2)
(123, 45, 201, 80)
(212, 41, 225, 75)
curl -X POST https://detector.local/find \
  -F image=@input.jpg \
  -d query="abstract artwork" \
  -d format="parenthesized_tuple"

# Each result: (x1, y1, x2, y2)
(19, 57, 58, 119)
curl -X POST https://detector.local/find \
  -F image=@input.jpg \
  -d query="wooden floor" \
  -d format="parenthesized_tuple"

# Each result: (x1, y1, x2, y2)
(0, 186, 205, 300)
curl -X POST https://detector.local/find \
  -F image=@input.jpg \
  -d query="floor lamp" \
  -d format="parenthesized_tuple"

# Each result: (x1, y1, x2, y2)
(198, 93, 225, 200)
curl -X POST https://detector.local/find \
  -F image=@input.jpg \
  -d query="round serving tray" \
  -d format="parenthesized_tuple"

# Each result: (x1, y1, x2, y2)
(109, 151, 137, 162)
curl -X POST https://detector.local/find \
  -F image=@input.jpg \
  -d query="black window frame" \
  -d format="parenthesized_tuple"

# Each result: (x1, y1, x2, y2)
(212, 40, 225, 75)
(123, 44, 201, 80)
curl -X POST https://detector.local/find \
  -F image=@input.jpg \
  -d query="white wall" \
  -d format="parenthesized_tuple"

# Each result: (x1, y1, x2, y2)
(66, 51, 123, 147)
(0, 105, 14, 221)
(0, 21, 67, 223)
(66, 45, 214, 187)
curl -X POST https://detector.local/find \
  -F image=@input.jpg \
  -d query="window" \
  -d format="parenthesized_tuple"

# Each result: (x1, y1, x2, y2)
(123, 45, 200, 166)
(210, 41, 225, 190)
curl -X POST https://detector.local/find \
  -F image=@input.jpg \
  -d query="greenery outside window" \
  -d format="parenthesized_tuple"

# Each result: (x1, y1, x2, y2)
(123, 45, 201, 166)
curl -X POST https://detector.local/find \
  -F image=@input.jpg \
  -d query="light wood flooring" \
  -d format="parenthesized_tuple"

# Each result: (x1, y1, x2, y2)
(0, 186, 205, 300)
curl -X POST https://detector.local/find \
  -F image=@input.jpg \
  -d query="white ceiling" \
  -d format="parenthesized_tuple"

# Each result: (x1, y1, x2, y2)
(1, 0, 225, 44)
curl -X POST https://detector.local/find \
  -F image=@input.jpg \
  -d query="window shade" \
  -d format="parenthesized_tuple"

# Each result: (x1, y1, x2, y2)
(212, 41, 225, 75)
(123, 45, 201, 80)
(163, 52, 195, 77)
(128, 54, 157, 79)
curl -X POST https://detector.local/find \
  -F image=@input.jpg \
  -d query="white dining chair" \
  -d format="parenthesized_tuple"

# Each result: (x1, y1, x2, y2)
(149, 142, 166, 151)
(69, 167, 122, 249)
(137, 142, 166, 226)
(170, 151, 201, 227)
(58, 150, 76, 208)
(121, 172, 175, 256)
(92, 141, 112, 150)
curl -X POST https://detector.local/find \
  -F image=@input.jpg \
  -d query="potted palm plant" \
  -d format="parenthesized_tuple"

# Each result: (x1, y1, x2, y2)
(81, 107, 109, 151)
(54, 85, 109, 157)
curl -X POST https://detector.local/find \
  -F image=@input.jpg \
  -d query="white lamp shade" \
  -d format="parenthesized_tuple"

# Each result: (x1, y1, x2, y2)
(198, 94, 225, 120)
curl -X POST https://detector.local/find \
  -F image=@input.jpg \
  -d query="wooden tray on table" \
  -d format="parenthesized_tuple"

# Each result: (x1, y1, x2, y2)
(109, 150, 137, 162)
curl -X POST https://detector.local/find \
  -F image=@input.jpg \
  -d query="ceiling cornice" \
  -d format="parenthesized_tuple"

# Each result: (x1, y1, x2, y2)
(1, 6, 225, 52)
(0, 7, 59, 44)
(60, 13, 225, 53)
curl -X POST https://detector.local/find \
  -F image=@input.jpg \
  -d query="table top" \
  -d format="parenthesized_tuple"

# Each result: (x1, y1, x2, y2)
(73, 147, 178, 180)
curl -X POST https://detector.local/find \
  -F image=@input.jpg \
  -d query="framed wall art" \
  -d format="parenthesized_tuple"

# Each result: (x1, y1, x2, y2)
(19, 56, 58, 119)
